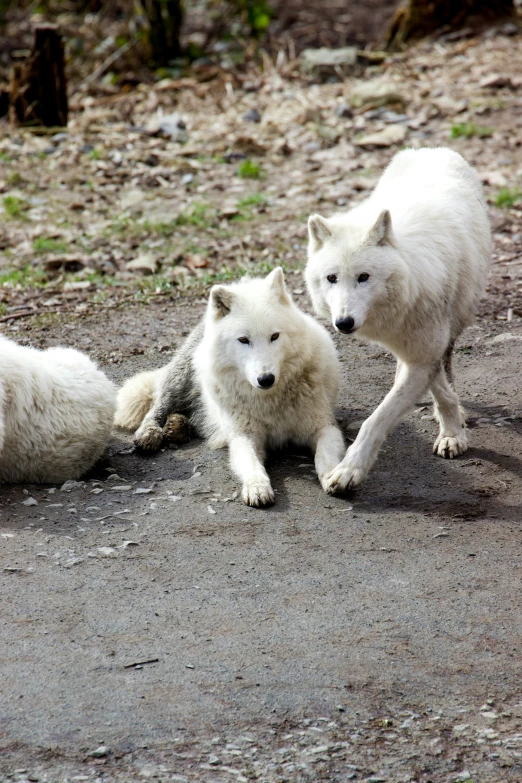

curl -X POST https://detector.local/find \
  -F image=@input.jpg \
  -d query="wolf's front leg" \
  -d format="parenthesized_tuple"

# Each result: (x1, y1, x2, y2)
(324, 363, 435, 493)
(134, 410, 165, 451)
(312, 424, 346, 493)
(229, 434, 274, 507)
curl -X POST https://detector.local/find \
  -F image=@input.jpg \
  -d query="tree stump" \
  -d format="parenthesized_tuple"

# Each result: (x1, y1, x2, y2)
(9, 24, 68, 128)
(143, 0, 183, 66)
(386, 0, 515, 48)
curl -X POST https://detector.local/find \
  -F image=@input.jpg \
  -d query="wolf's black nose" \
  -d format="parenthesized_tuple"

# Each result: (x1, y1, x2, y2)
(257, 373, 275, 388)
(335, 316, 355, 334)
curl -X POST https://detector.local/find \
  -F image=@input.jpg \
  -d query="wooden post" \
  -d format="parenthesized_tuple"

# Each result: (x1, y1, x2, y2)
(9, 24, 68, 128)
(143, 0, 183, 65)
(386, 0, 515, 48)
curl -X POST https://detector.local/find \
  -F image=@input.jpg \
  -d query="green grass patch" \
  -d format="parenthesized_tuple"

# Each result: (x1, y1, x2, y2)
(494, 187, 522, 209)
(88, 148, 102, 160)
(238, 159, 262, 179)
(109, 202, 215, 240)
(0, 265, 48, 288)
(450, 123, 493, 139)
(238, 193, 267, 208)
(33, 237, 71, 254)
(7, 172, 23, 187)
(2, 196, 29, 219)
(0, 302, 7, 316)
(0, 151, 12, 162)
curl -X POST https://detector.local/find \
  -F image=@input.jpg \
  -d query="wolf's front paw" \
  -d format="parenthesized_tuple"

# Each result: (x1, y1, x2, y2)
(323, 459, 367, 494)
(433, 430, 468, 459)
(242, 477, 275, 508)
(134, 423, 164, 452)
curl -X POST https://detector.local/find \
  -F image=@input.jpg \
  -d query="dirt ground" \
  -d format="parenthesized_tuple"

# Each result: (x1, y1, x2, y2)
(1, 301, 522, 783)
(2, 13, 522, 783)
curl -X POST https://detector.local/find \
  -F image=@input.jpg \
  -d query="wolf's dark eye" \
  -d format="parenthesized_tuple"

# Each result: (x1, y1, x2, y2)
(327, 274, 337, 284)
(358, 273, 370, 283)
(271, 332, 279, 342)
(238, 337, 250, 345)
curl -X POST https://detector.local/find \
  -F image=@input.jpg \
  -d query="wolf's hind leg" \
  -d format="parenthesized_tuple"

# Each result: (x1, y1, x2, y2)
(313, 424, 346, 494)
(229, 434, 274, 507)
(430, 362, 467, 459)
(134, 371, 183, 451)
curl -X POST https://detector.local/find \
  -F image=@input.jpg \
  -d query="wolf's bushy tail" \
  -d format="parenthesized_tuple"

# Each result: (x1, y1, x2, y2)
(114, 369, 162, 431)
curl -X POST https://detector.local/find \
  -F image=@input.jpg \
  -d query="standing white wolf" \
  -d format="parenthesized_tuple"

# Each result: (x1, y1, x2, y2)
(0, 334, 116, 483)
(115, 268, 345, 507)
(305, 147, 491, 492)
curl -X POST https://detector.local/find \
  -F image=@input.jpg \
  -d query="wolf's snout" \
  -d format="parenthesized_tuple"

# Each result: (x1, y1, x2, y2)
(257, 373, 275, 389)
(335, 316, 355, 334)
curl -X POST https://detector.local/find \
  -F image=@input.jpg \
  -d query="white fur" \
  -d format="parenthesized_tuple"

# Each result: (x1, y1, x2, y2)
(306, 147, 491, 491)
(117, 269, 346, 507)
(0, 334, 116, 483)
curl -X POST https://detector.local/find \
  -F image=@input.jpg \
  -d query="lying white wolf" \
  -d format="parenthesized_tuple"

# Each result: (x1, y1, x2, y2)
(0, 334, 116, 483)
(306, 147, 491, 492)
(115, 268, 345, 507)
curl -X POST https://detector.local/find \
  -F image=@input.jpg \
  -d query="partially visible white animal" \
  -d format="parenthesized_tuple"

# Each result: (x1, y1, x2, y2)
(0, 335, 116, 483)
(305, 147, 491, 492)
(115, 268, 345, 507)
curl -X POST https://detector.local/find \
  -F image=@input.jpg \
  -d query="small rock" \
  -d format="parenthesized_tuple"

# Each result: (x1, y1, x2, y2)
(208, 754, 222, 766)
(351, 79, 405, 109)
(480, 170, 507, 187)
(243, 108, 261, 123)
(492, 333, 522, 344)
(22, 497, 38, 506)
(232, 135, 267, 156)
(134, 487, 154, 495)
(63, 280, 91, 291)
(219, 201, 239, 219)
(110, 485, 133, 492)
(181, 173, 193, 186)
(120, 188, 145, 210)
(480, 73, 514, 89)
(155, 112, 188, 143)
(300, 46, 358, 79)
(432, 95, 467, 115)
(335, 102, 353, 118)
(126, 253, 158, 275)
(51, 132, 68, 144)
(355, 125, 406, 148)
(89, 745, 110, 758)
(60, 480, 84, 492)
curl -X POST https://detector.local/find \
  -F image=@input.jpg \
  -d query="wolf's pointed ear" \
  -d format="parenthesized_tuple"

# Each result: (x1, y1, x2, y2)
(367, 209, 392, 246)
(308, 214, 332, 252)
(266, 266, 291, 305)
(210, 285, 234, 318)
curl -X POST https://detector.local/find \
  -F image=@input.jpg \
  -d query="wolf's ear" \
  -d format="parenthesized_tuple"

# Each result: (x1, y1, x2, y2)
(210, 285, 234, 318)
(367, 209, 392, 246)
(308, 214, 332, 252)
(266, 266, 291, 305)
